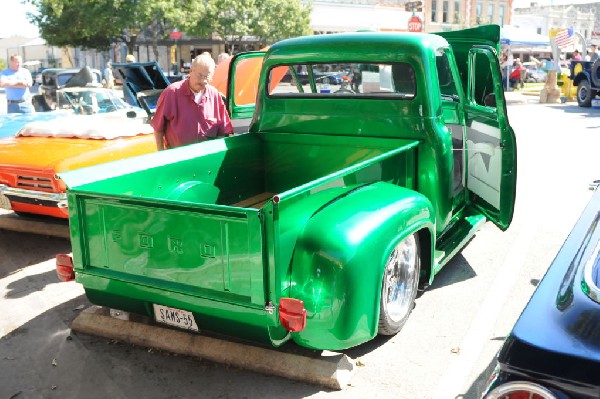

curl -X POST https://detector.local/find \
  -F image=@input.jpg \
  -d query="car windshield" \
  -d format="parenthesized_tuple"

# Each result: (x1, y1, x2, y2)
(58, 88, 130, 114)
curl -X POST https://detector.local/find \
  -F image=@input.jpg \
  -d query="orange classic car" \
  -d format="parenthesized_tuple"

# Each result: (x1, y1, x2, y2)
(0, 55, 269, 219)
(0, 111, 156, 218)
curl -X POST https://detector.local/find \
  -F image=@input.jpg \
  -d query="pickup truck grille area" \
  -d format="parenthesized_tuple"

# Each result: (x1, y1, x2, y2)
(17, 175, 55, 191)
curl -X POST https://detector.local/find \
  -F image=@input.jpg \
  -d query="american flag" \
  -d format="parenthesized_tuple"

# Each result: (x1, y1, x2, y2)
(554, 28, 574, 49)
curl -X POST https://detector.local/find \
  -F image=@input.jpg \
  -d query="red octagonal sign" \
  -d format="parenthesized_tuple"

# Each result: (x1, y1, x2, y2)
(408, 16, 423, 32)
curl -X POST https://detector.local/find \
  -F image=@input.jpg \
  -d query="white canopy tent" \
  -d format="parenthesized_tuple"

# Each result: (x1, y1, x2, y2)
(501, 25, 550, 47)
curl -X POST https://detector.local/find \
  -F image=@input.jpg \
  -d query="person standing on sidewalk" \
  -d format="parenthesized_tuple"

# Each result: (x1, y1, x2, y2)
(103, 61, 115, 89)
(0, 54, 34, 113)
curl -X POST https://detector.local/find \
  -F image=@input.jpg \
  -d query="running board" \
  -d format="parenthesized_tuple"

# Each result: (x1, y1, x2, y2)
(433, 213, 487, 275)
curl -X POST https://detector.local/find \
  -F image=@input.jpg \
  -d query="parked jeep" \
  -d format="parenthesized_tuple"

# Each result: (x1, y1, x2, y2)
(569, 60, 600, 107)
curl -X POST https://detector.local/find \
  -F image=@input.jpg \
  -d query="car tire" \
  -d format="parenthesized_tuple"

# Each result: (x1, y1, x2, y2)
(378, 233, 420, 335)
(591, 59, 600, 87)
(577, 80, 595, 107)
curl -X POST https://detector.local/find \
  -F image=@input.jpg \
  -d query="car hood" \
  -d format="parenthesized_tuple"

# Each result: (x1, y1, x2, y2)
(112, 62, 171, 95)
(0, 134, 155, 171)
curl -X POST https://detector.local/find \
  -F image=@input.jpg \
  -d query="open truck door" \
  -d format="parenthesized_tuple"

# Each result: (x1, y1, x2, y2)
(436, 25, 517, 230)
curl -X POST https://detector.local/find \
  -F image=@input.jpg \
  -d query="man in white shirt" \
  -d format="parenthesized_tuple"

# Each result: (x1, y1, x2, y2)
(0, 54, 34, 113)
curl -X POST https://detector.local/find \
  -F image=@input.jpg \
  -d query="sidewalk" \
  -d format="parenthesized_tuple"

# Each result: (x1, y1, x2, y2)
(504, 90, 533, 105)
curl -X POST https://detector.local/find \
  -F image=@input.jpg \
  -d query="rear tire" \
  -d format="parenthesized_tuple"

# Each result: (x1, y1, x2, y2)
(577, 80, 594, 107)
(378, 233, 420, 335)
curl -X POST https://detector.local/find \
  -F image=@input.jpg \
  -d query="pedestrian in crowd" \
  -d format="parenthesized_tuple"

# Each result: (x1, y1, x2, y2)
(0, 54, 35, 113)
(508, 61, 526, 90)
(103, 61, 114, 89)
(571, 49, 582, 61)
(150, 52, 233, 150)
(588, 45, 599, 62)
(217, 52, 230, 65)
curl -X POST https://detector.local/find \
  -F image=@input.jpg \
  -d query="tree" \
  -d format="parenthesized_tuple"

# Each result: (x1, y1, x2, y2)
(26, 0, 123, 50)
(25, 0, 181, 55)
(180, 0, 312, 53)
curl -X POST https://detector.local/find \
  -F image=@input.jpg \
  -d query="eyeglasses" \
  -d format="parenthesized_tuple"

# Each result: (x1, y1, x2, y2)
(192, 72, 212, 80)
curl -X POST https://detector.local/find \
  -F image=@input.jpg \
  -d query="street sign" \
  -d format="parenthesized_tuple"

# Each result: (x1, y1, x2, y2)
(408, 16, 423, 32)
(169, 31, 183, 40)
(405, 1, 423, 12)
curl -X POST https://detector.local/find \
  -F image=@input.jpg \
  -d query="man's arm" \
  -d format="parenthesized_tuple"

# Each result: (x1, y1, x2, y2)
(0, 70, 32, 88)
(154, 131, 166, 151)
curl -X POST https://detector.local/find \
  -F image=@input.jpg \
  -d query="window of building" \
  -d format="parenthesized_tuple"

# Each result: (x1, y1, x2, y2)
(432, 0, 438, 23)
(499, 5, 505, 26)
(443, 1, 449, 23)
(454, 1, 460, 24)
(476, 3, 482, 24)
(487, 4, 494, 22)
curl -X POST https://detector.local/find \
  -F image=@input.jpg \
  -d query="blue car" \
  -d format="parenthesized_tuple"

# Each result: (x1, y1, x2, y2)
(483, 185, 600, 399)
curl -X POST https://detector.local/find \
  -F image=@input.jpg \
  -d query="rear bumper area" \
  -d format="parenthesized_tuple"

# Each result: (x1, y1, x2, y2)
(77, 273, 290, 347)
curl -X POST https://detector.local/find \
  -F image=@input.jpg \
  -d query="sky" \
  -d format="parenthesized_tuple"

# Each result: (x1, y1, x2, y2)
(0, 0, 39, 39)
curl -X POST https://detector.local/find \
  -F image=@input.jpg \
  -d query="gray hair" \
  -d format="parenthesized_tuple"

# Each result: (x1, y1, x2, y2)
(191, 53, 215, 72)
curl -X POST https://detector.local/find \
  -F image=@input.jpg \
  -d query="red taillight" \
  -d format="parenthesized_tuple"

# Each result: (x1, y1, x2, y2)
(56, 253, 75, 282)
(485, 382, 558, 399)
(278, 298, 306, 332)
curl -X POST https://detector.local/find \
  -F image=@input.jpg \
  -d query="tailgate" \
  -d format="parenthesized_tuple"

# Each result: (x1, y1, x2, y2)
(71, 194, 266, 307)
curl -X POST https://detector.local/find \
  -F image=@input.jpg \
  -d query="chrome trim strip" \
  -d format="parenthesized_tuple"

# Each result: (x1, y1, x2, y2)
(0, 184, 68, 208)
(583, 235, 600, 304)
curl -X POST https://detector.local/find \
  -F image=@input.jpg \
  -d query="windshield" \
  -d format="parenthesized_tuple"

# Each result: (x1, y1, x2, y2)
(57, 89, 130, 114)
(268, 62, 416, 98)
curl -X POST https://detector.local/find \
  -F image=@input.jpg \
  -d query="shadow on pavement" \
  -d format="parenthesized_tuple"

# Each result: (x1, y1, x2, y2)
(425, 253, 477, 292)
(0, 229, 71, 278)
(0, 296, 331, 399)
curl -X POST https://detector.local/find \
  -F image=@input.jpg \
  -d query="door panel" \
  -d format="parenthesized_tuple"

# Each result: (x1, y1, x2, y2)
(464, 46, 516, 230)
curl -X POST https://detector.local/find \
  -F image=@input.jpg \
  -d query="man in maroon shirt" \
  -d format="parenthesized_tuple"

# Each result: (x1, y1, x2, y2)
(151, 53, 233, 150)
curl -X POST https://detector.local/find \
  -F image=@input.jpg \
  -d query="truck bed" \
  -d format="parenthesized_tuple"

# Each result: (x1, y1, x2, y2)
(62, 132, 419, 344)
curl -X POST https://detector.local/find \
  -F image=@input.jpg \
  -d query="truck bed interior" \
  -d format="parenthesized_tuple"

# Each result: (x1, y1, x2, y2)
(70, 132, 416, 208)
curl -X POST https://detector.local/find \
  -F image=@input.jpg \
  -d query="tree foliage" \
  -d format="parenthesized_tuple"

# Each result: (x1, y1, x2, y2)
(25, 0, 311, 54)
(180, 0, 311, 50)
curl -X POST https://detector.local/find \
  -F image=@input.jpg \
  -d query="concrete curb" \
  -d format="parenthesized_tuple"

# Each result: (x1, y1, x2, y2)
(72, 306, 356, 390)
(0, 210, 70, 239)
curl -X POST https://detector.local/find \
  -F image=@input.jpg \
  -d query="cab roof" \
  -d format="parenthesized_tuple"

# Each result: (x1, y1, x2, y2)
(265, 31, 449, 65)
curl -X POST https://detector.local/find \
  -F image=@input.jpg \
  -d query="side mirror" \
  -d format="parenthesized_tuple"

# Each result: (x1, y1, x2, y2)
(126, 110, 137, 119)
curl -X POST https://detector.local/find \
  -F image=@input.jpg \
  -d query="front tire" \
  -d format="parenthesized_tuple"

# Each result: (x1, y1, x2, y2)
(577, 80, 595, 107)
(378, 233, 420, 335)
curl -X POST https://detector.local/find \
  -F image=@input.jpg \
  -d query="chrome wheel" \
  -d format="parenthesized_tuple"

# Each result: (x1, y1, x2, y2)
(378, 233, 420, 335)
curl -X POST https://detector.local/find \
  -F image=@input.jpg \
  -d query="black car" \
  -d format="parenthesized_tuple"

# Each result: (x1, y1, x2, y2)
(483, 185, 600, 399)
(36, 67, 102, 110)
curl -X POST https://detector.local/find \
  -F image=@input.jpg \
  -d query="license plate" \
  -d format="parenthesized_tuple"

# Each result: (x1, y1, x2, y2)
(153, 304, 198, 332)
(0, 192, 11, 210)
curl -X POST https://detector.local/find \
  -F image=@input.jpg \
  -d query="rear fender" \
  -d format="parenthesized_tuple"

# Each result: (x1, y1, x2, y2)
(573, 71, 590, 87)
(287, 182, 435, 350)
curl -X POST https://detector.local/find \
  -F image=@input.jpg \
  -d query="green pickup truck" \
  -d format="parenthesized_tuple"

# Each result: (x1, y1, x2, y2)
(57, 25, 516, 350)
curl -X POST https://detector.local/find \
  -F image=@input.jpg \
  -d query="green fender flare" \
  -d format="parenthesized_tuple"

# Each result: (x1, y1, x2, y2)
(288, 182, 435, 350)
